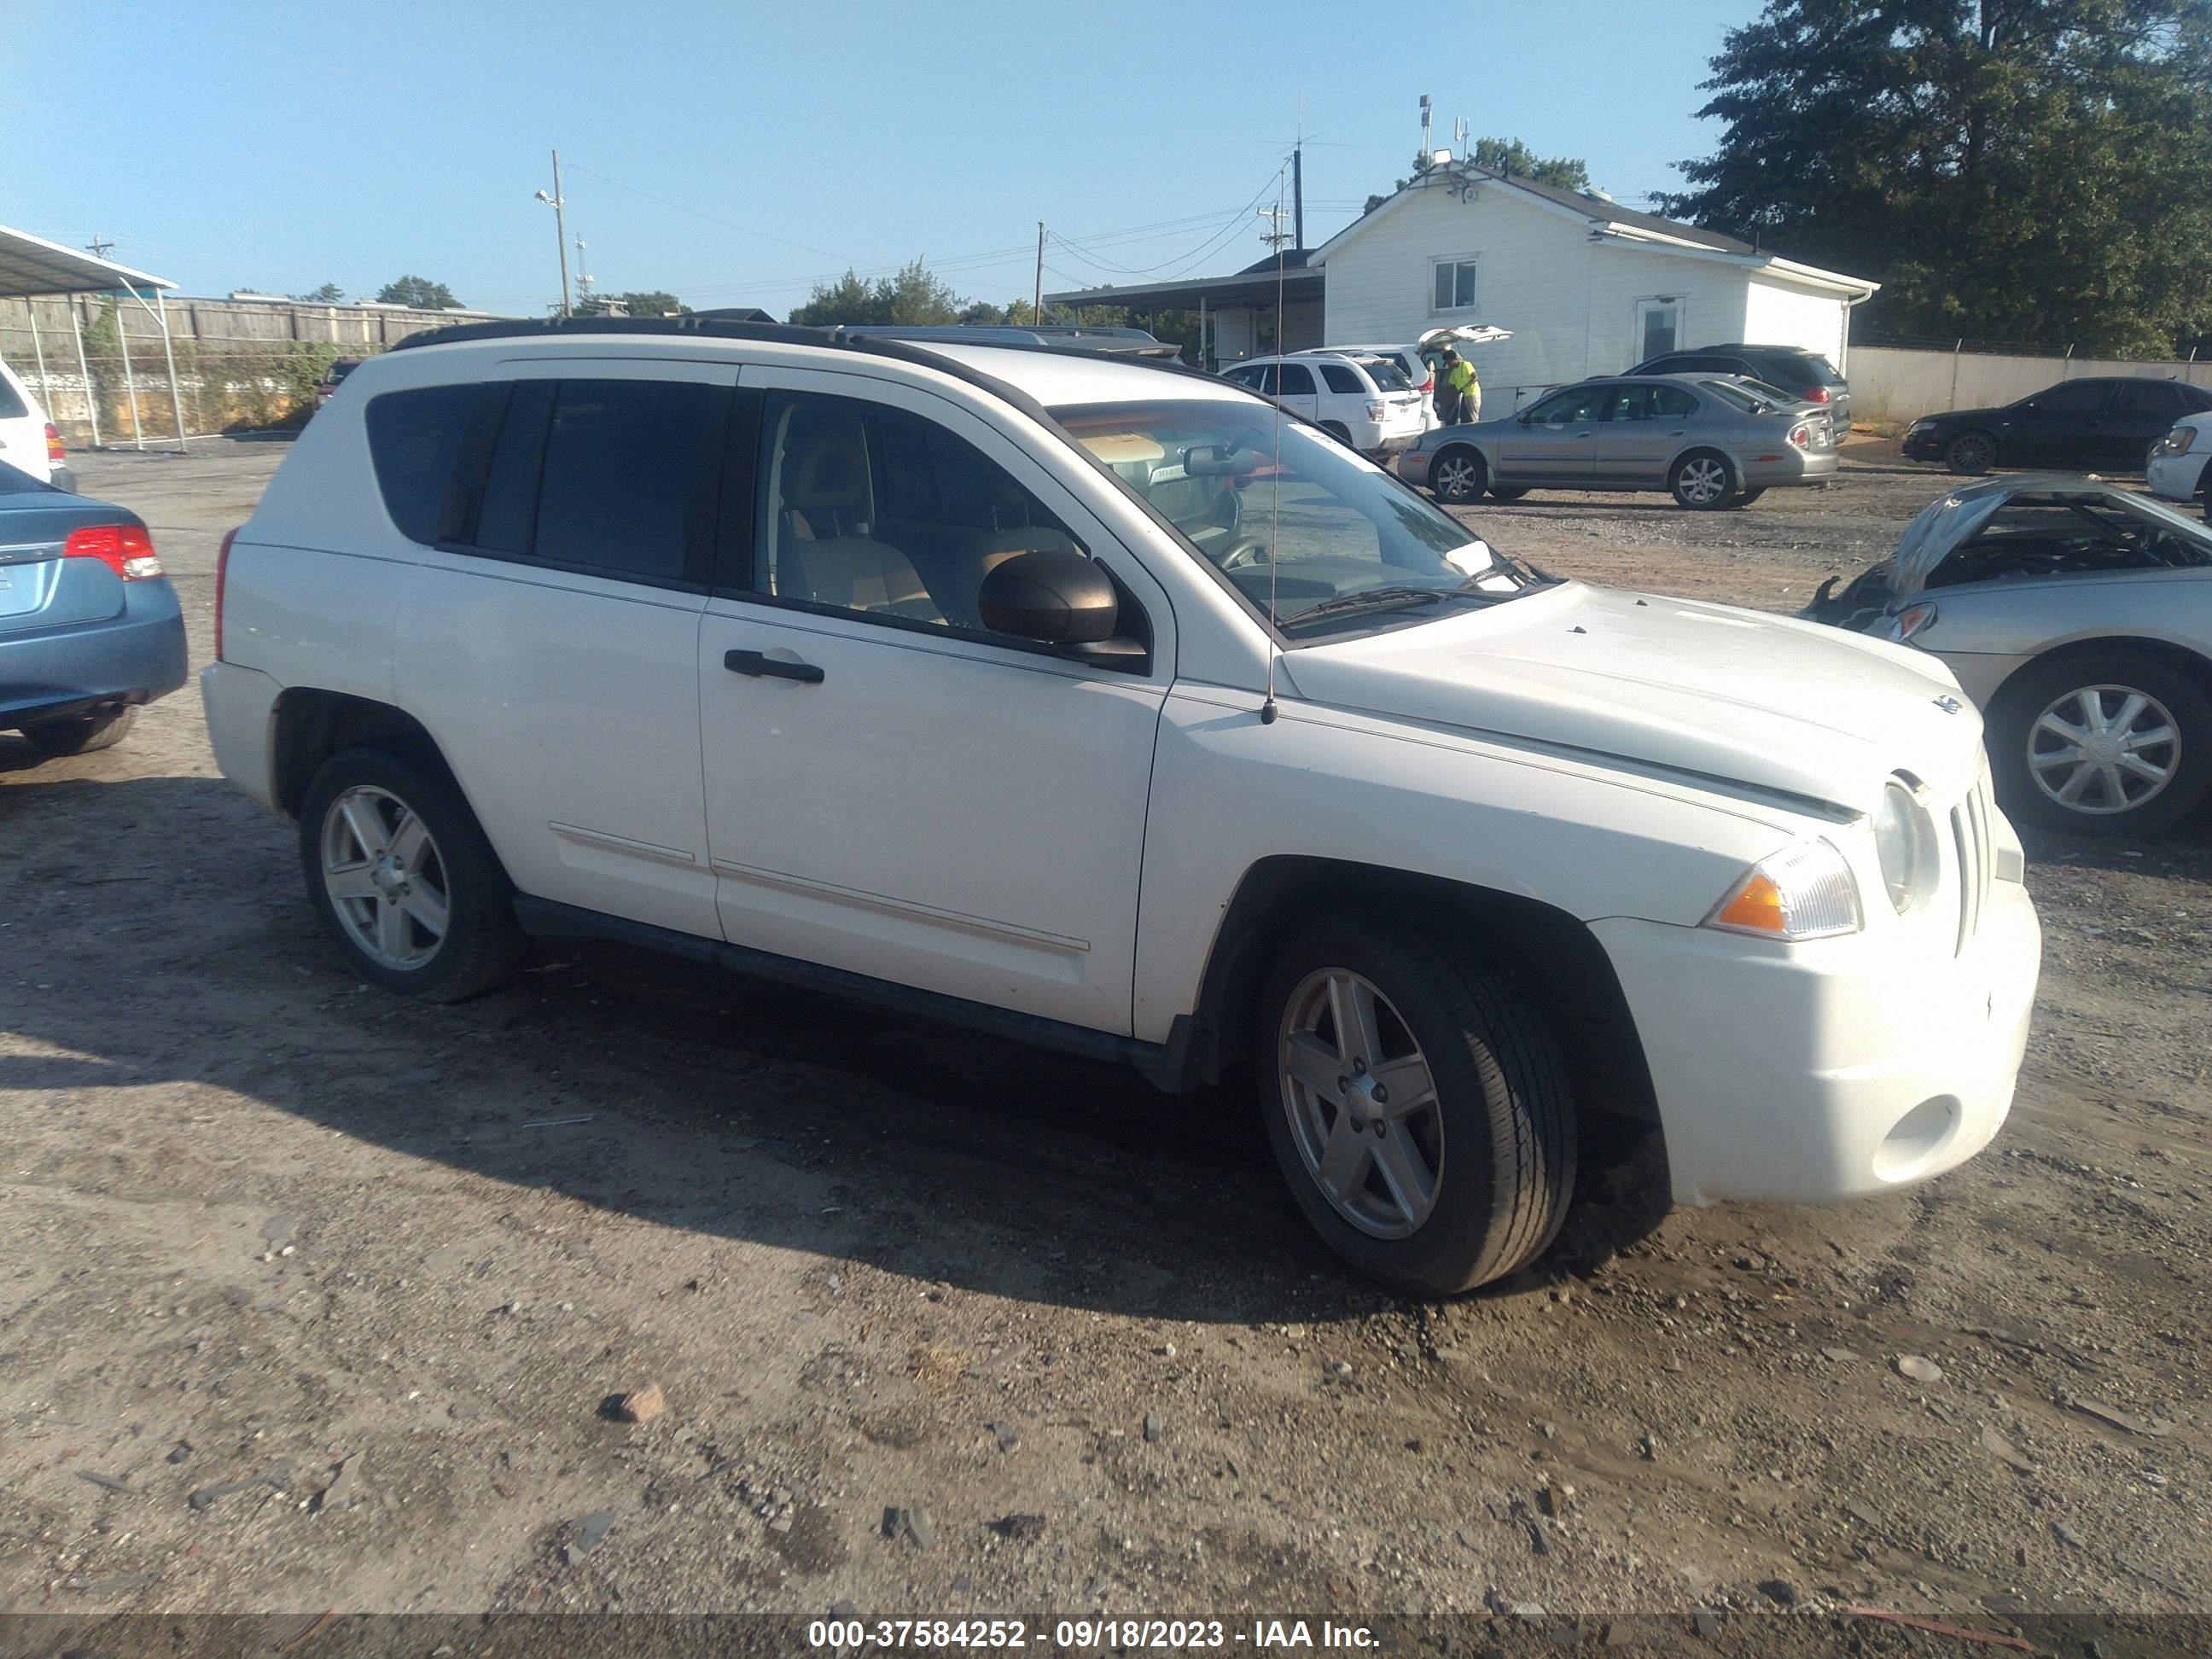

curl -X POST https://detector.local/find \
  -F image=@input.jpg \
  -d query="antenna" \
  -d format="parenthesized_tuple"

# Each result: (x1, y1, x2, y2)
(1261, 161, 1288, 728)
(1418, 94, 1432, 160)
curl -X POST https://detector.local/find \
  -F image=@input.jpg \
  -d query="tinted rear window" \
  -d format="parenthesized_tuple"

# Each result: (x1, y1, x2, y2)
(1353, 358, 1412, 390)
(364, 384, 478, 544)
(1761, 352, 1844, 387)
(1319, 364, 1365, 394)
(0, 374, 29, 419)
(531, 380, 722, 581)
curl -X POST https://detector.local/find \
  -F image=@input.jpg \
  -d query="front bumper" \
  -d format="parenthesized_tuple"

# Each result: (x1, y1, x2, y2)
(1901, 430, 1945, 462)
(2145, 451, 2205, 504)
(1590, 874, 2040, 1207)
(0, 581, 189, 727)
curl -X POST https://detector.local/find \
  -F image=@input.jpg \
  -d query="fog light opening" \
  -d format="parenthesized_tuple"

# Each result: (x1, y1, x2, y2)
(1872, 1095, 1961, 1181)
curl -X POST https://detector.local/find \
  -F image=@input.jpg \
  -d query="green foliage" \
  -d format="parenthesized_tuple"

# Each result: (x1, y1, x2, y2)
(613, 290, 686, 317)
(296, 282, 347, 303)
(375, 275, 462, 310)
(789, 259, 964, 327)
(1363, 136, 1596, 212)
(1657, 0, 2212, 356)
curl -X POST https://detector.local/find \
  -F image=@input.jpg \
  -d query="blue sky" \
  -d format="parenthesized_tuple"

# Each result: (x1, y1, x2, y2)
(20, 0, 1757, 319)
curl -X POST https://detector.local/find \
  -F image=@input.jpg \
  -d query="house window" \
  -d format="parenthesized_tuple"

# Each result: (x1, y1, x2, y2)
(1431, 258, 1480, 312)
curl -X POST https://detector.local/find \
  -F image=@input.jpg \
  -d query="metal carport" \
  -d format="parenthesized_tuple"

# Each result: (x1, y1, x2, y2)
(0, 222, 183, 451)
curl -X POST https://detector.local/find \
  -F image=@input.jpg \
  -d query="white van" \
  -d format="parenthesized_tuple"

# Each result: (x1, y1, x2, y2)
(0, 358, 73, 491)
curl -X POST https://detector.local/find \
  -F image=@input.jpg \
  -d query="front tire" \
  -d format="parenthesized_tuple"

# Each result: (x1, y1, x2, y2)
(1729, 487, 1767, 508)
(1255, 917, 1577, 1295)
(1945, 430, 1998, 474)
(299, 746, 527, 1000)
(1669, 451, 1737, 509)
(1487, 486, 1530, 503)
(1988, 652, 2212, 836)
(1431, 445, 1487, 504)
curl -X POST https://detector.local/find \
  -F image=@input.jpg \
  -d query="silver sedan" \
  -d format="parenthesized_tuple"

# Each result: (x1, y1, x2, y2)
(1395, 373, 1837, 509)
(1807, 475, 2212, 836)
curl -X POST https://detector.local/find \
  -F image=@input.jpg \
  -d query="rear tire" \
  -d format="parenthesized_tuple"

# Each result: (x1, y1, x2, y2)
(299, 746, 527, 1001)
(1320, 421, 1353, 446)
(1431, 445, 1487, 504)
(1988, 652, 2212, 837)
(1254, 916, 1577, 1295)
(1945, 430, 1998, 474)
(1669, 451, 1737, 510)
(20, 704, 137, 758)
(1730, 487, 1767, 508)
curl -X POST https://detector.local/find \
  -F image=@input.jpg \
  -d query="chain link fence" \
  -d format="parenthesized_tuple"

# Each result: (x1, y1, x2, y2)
(18, 341, 365, 448)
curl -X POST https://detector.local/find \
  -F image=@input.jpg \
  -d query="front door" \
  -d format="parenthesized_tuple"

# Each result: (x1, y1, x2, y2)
(698, 369, 1173, 1034)
(1633, 297, 1682, 366)
(1272, 361, 1323, 426)
(1505, 382, 1613, 483)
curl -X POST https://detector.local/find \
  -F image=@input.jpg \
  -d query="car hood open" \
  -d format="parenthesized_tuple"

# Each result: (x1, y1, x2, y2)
(1282, 582, 1982, 813)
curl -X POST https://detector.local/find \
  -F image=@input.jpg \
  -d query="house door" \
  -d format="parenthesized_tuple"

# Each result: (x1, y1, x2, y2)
(1634, 298, 1682, 366)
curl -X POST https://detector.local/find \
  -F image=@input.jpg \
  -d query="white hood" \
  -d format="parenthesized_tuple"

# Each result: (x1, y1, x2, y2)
(1281, 583, 1981, 813)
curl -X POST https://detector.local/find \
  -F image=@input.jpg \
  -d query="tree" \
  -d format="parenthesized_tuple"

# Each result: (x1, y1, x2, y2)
(1656, 0, 2212, 356)
(1363, 137, 1595, 212)
(613, 290, 685, 317)
(788, 259, 963, 327)
(295, 282, 346, 304)
(375, 275, 462, 309)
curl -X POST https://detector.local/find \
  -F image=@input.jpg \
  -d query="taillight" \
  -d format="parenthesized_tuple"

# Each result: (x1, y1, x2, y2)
(216, 527, 238, 659)
(1417, 375, 1434, 392)
(63, 524, 164, 580)
(1802, 387, 1831, 403)
(44, 422, 65, 463)
(1789, 424, 1811, 448)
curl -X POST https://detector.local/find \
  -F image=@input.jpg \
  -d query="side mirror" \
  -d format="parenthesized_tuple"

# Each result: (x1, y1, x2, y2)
(979, 548, 1120, 645)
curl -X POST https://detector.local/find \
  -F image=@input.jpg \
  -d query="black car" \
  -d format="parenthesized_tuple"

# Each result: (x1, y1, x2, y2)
(1902, 375, 2212, 474)
(1627, 342, 1850, 433)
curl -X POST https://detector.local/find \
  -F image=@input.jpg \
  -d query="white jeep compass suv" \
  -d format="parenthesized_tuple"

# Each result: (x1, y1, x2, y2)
(202, 317, 2040, 1295)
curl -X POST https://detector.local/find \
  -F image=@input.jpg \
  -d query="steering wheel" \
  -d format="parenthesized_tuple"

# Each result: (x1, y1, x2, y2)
(1220, 537, 1273, 570)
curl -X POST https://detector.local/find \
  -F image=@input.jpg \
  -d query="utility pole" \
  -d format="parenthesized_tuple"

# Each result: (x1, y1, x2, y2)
(87, 236, 115, 260)
(1033, 222, 1045, 326)
(534, 151, 572, 317)
(1257, 205, 1291, 253)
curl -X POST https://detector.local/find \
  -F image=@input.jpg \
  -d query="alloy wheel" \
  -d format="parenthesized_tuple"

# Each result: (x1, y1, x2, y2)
(1434, 453, 1481, 503)
(320, 784, 452, 969)
(1675, 457, 1729, 505)
(1277, 968, 1446, 1239)
(2028, 684, 2180, 816)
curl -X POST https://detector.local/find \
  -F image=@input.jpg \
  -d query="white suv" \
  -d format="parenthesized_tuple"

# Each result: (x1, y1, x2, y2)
(1220, 352, 1425, 457)
(0, 358, 73, 491)
(202, 318, 2040, 1295)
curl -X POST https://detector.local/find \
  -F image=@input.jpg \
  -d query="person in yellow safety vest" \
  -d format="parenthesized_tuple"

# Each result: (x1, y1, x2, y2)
(1447, 351, 1480, 424)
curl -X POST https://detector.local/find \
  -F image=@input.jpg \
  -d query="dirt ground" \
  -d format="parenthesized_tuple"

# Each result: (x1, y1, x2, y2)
(1, 439, 2205, 1653)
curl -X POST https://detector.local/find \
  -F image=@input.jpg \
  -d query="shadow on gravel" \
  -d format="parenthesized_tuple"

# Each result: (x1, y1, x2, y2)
(0, 771, 1671, 1322)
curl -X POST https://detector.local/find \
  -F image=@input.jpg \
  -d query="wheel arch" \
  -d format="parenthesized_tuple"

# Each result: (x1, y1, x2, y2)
(1987, 633, 2212, 713)
(271, 688, 464, 822)
(1185, 855, 1659, 1130)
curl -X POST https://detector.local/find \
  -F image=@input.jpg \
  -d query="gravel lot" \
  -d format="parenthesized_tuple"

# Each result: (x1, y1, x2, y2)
(2, 439, 2205, 1651)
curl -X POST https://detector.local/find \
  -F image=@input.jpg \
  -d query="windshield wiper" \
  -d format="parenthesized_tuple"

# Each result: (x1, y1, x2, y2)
(1280, 585, 1501, 630)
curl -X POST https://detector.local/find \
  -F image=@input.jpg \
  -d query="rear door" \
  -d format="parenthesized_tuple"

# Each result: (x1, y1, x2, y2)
(1273, 361, 1322, 425)
(2011, 380, 2115, 467)
(385, 359, 733, 940)
(1593, 381, 1699, 483)
(2105, 381, 2191, 470)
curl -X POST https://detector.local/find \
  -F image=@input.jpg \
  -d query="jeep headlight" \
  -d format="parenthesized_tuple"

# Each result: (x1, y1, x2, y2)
(1705, 839, 1863, 940)
(1872, 780, 1940, 913)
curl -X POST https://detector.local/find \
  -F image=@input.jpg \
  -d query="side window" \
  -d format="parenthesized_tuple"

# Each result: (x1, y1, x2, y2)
(1650, 384, 1700, 420)
(1528, 386, 1610, 425)
(756, 390, 1127, 647)
(1277, 364, 1317, 396)
(1318, 363, 1365, 395)
(532, 381, 723, 580)
(365, 383, 478, 544)
(2031, 381, 2113, 416)
(1605, 385, 1655, 422)
(2111, 381, 2181, 416)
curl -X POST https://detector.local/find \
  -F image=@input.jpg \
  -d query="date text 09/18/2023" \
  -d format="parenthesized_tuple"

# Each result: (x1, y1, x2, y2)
(805, 1617, 1380, 1650)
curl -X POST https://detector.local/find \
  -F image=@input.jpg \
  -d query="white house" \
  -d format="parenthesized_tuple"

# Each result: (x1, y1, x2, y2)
(1045, 160, 1879, 409)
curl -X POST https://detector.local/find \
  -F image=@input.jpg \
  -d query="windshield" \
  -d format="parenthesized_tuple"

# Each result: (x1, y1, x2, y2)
(1730, 375, 1802, 405)
(1699, 378, 1785, 413)
(1051, 399, 1546, 636)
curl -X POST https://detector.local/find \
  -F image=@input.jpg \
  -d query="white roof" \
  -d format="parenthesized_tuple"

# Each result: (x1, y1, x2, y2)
(0, 222, 172, 298)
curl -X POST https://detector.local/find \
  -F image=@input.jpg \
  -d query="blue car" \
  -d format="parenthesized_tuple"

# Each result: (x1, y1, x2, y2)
(1, 458, 188, 760)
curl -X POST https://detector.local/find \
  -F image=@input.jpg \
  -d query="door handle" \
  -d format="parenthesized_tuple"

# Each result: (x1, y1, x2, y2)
(1667, 428, 1687, 436)
(724, 649, 824, 684)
